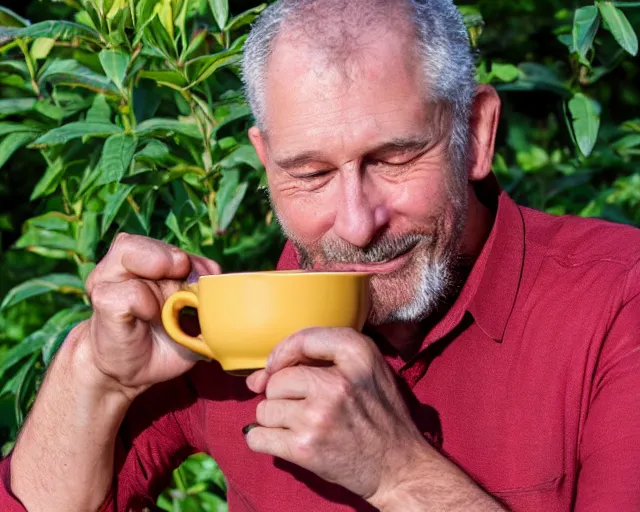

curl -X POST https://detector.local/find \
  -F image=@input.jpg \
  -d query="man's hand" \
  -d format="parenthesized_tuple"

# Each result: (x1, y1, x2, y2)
(244, 327, 432, 507)
(83, 232, 221, 399)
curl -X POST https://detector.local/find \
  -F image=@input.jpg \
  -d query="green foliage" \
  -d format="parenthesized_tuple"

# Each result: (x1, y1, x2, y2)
(0, 0, 639, 510)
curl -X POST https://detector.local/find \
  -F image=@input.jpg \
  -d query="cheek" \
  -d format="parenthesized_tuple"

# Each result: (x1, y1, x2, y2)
(269, 183, 335, 244)
(380, 166, 449, 221)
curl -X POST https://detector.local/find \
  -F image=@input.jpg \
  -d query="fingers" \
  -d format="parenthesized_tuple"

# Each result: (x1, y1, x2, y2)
(87, 233, 190, 293)
(265, 366, 312, 399)
(267, 327, 376, 377)
(246, 369, 269, 394)
(190, 254, 222, 277)
(256, 399, 302, 428)
(245, 426, 294, 459)
(91, 279, 162, 325)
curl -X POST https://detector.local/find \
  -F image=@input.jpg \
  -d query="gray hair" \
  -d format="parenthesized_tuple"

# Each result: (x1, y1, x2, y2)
(241, 0, 475, 173)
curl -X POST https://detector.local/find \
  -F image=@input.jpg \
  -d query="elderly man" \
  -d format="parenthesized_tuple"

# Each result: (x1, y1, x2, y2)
(2, 0, 640, 510)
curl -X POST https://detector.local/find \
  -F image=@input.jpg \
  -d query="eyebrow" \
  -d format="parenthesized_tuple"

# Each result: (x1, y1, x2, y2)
(272, 135, 431, 170)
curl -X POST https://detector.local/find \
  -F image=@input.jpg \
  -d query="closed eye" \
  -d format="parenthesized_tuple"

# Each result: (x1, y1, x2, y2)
(297, 170, 332, 180)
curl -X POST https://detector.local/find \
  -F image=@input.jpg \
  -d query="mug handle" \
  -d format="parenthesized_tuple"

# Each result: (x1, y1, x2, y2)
(161, 290, 216, 359)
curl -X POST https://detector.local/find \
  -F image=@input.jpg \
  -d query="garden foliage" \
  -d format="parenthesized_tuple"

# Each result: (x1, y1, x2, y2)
(0, 0, 638, 510)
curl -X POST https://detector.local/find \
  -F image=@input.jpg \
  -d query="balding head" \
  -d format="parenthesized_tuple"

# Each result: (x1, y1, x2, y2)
(242, 0, 475, 171)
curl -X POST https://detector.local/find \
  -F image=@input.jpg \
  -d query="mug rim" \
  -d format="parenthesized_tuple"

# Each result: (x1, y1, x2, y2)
(197, 270, 371, 280)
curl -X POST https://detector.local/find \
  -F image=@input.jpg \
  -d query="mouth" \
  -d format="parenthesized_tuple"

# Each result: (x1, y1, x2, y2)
(318, 240, 420, 274)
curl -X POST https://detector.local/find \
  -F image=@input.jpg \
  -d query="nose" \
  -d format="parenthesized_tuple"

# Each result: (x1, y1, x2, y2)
(332, 168, 389, 247)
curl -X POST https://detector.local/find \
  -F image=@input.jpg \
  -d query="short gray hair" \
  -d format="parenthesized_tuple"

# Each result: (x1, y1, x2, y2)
(241, 0, 475, 172)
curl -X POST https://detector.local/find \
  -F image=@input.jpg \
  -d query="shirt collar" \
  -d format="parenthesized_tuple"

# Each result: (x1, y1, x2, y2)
(467, 190, 525, 342)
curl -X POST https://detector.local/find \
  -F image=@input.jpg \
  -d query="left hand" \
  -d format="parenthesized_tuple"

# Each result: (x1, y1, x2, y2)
(245, 327, 433, 505)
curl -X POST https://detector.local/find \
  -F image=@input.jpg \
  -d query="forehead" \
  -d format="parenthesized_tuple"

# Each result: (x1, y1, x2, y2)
(263, 28, 432, 153)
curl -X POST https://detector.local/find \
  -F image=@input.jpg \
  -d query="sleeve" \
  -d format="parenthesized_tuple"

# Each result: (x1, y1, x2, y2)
(575, 264, 640, 511)
(0, 372, 203, 512)
(0, 454, 27, 511)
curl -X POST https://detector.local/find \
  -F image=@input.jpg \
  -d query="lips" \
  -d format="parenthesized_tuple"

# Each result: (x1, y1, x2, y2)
(318, 240, 419, 274)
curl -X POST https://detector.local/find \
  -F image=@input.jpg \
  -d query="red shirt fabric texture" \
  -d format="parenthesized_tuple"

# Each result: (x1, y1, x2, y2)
(2, 188, 640, 512)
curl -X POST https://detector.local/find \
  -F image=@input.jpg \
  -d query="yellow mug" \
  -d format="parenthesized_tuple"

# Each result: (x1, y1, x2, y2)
(161, 271, 371, 373)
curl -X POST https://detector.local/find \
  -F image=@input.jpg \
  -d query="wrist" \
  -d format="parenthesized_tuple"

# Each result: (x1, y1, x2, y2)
(368, 439, 439, 511)
(60, 321, 139, 409)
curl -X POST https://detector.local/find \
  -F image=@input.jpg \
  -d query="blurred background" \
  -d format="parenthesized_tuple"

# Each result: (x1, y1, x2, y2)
(0, 0, 638, 510)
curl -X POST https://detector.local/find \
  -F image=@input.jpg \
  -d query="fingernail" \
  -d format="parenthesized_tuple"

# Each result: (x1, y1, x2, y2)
(242, 423, 258, 436)
(187, 270, 199, 284)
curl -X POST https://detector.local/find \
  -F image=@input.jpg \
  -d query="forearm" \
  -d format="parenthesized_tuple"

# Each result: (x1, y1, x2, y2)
(371, 445, 507, 512)
(10, 323, 133, 512)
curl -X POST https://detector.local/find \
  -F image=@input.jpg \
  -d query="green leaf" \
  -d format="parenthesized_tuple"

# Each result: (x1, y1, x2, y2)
(185, 50, 241, 87)
(41, 307, 92, 366)
(0, 98, 37, 118)
(31, 122, 122, 147)
(38, 59, 119, 96)
(0, 20, 102, 47)
(135, 139, 171, 162)
(0, 341, 41, 384)
(208, 0, 229, 31)
(86, 94, 112, 123)
(78, 262, 96, 284)
(182, 29, 208, 61)
(0, 60, 29, 77)
(15, 228, 78, 254)
(30, 37, 55, 60)
(30, 159, 65, 199)
(496, 62, 570, 97)
(220, 144, 263, 171)
(135, 118, 201, 139)
(95, 133, 137, 185)
(573, 6, 600, 59)
(101, 183, 135, 235)
(215, 170, 248, 232)
(224, 4, 267, 32)
(491, 63, 520, 83)
(598, 2, 638, 56)
(27, 212, 72, 231)
(0, 306, 92, 379)
(0, 273, 84, 311)
(612, 133, 640, 152)
(76, 211, 98, 259)
(0, 122, 41, 137)
(0, 6, 30, 28)
(99, 49, 131, 90)
(138, 70, 187, 88)
(0, 132, 38, 169)
(568, 92, 601, 157)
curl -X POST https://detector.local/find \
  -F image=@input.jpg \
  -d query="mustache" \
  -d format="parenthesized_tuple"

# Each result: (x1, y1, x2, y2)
(319, 233, 429, 264)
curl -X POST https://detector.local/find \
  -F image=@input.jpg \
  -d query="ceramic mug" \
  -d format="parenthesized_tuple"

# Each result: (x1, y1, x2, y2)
(161, 270, 371, 373)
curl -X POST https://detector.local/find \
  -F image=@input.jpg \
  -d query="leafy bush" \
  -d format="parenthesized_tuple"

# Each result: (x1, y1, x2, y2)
(0, 0, 638, 510)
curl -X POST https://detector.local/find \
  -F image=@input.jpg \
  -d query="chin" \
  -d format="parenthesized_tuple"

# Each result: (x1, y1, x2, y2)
(366, 256, 453, 326)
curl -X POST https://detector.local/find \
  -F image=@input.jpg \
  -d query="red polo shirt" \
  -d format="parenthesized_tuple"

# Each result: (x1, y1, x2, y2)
(2, 187, 640, 512)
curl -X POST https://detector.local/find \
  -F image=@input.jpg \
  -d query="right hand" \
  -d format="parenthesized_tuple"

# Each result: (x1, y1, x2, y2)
(81, 233, 221, 399)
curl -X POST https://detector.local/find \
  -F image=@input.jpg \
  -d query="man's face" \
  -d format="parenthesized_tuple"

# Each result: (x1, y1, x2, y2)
(250, 31, 468, 325)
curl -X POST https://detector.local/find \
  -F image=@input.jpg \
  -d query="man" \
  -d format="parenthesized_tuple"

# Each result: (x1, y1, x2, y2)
(2, 0, 640, 510)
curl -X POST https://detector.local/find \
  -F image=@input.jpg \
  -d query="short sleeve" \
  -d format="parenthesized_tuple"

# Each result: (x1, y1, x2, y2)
(575, 263, 640, 511)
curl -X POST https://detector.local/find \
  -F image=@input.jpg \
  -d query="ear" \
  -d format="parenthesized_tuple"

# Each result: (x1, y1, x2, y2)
(467, 84, 501, 182)
(249, 126, 269, 168)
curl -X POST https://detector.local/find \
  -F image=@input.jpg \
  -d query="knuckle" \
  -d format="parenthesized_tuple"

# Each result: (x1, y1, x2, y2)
(330, 375, 352, 398)
(293, 432, 316, 463)
(90, 280, 143, 317)
(306, 406, 331, 432)
(89, 282, 116, 312)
